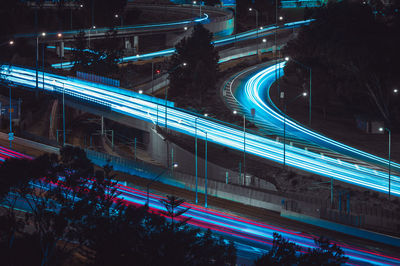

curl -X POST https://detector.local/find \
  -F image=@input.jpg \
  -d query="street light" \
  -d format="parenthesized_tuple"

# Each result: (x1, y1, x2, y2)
(280, 91, 307, 168)
(36, 32, 46, 96)
(379, 127, 392, 200)
(249, 8, 259, 55)
(115, 14, 123, 26)
(146, 163, 178, 205)
(285, 56, 312, 126)
(177, 116, 208, 207)
(88, 25, 96, 48)
(234, 110, 246, 185)
(55, 80, 66, 146)
(165, 62, 187, 129)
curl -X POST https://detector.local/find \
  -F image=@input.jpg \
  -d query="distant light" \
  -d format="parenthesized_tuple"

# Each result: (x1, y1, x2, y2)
(80, 4, 83, 8)
(115, 14, 119, 18)
(93, 26, 96, 29)
(262, 38, 267, 43)
(182, 62, 187, 66)
(57, 33, 62, 38)
(136, 54, 140, 57)
(285, 57, 289, 61)
(9, 40, 14, 45)
(41, 32, 46, 37)
(138, 89, 143, 94)
(260, 26, 263, 30)
(173, 163, 178, 168)
(184, 26, 188, 30)
(302, 92, 307, 97)
(394, 89, 398, 93)
(280, 91, 285, 99)
(249, 7, 252, 11)
(233, 110, 237, 115)
(379, 127, 384, 132)
(193, 1, 197, 4)
(279, 16, 283, 21)
(204, 113, 208, 117)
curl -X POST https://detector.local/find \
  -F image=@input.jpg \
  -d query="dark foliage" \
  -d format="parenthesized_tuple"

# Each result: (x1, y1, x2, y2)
(169, 24, 219, 106)
(284, 1, 400, 126)
(0, 146, 236, 265)
(255, 233, 348, 266)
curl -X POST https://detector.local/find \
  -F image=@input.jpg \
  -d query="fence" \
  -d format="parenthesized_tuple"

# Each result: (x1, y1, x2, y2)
(76, 71, 120, 87)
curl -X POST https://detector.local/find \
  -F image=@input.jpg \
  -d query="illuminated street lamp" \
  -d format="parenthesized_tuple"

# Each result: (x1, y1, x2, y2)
(36, 32, 46, 96)
(249, 8, 259, 55)
(280, 91, 307, 168)
(88, 25, 96, 48)
(379, 127, 392, 199)
(146, 163, 178, 205)
(114, 14, 123, 26)
(165, 62, 187, 129)
(233, 110, 246, 185)
(285, 56, 312, 126)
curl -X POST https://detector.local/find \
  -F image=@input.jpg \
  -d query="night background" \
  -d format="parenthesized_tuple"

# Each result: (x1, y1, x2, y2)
(0, 0, 399, 265)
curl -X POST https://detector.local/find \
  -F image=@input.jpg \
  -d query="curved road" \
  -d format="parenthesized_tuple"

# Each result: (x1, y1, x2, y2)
(1, 64, 400, 197)
(2, 145, 399, 265)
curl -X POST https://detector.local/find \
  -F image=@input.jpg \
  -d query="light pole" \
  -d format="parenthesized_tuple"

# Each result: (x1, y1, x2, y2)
(88, 25, 96, 48)
(178, 116, 207, 206)
(9, 84, 12, 148)
(233, 110, 246, 185)
(285, 57, 312, 126)
(115, 14, 123, 27)
(36, 32, 46, 95)
(55, 80, 66, 146)
(249, 8, 259, 55)
(280, 91, 307, 168)
(379, 127, 392, 200)
(146, 163, 178, 205)
(165, 62, 187, 129)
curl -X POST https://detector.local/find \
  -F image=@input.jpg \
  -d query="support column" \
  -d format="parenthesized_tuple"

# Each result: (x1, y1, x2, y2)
(56, 41, 65, 58)
(133, 36, 139, 54)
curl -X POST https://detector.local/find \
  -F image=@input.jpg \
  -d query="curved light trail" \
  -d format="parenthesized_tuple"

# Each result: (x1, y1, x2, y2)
(2, 145, 399, 265)
(1, 64, 399, 197)
(50, 19, 313, 69)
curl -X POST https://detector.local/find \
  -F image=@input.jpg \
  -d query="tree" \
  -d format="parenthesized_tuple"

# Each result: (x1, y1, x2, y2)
(255, 233, 348, 265)
(159, 195, 190, 226)
(169, 24, 219, 106)
(283, 1, 400, 125)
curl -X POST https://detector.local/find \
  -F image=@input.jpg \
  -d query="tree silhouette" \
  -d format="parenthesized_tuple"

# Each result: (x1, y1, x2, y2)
(255, 233, 348, 265)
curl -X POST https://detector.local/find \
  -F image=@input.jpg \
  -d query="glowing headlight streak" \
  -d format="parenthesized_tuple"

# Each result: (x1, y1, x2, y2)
(238, 63, 400, 184)
(3, 146, 400, 265)
(2, 65, 400, 197)
(51, 19, 314, 69)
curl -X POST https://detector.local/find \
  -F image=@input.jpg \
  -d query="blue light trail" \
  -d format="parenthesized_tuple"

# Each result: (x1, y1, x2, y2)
(1, 64, 399, 197)
(50, 19, 314, 69)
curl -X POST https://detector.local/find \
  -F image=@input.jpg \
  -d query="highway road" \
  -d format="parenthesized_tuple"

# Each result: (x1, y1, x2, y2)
(1, 145, 400, 265)
(50, 20, 312, 69)
(1, 64, 400, 197)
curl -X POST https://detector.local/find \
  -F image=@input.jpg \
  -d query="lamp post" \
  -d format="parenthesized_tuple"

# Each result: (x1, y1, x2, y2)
(379, 127, 392, 200)
(115, 14, 123, 27)
(233, 110, 246, 185)
(165, 62, 187, 129)
(178, 117, 207, 206)
(55, 80, 66, 146)
(280, 91, 308, 168)
(146, 163, 178, 205)
(285, 57, 312, 126)
(88, 25, 96, 48)
(249, 8, 259, 55)
(36, 32, 46, 95)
